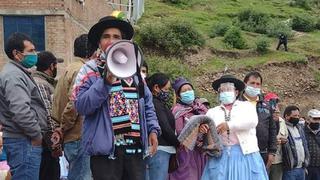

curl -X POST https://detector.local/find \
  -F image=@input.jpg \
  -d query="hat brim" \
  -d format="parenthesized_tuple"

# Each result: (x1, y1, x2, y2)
(212, 77, 245, 91)
(88, 19, 134, 48)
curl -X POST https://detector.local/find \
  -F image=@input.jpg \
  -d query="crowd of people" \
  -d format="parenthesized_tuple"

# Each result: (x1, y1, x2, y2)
(0, 11, 319, 180)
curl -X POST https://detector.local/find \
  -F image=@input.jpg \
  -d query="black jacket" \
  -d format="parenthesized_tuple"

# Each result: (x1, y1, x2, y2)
(153, 97, 180, 147)
(239, 94, 277, 154)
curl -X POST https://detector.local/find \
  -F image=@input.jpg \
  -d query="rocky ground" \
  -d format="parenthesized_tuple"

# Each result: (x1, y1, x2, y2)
(193, 55, 320, 115)
(182, 30, 320, 115)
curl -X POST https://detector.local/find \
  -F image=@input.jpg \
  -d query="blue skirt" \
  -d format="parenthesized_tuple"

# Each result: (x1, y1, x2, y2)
(201, 145, 268, 180)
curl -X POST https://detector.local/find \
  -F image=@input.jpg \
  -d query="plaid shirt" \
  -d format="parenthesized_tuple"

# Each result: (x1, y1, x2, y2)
(33, 71, 59, 132)
(305, 126, 320, 167)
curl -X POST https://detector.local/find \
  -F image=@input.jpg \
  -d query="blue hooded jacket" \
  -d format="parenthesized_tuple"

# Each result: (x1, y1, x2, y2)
(72, 59, 161, 158)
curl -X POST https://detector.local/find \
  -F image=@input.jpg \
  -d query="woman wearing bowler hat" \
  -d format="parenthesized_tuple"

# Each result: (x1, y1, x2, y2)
(201, 74, 268, 180)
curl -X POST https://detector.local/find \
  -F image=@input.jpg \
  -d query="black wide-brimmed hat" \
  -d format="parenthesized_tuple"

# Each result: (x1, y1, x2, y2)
(88, 16, 134, 48)
(212, 74, 245, 91)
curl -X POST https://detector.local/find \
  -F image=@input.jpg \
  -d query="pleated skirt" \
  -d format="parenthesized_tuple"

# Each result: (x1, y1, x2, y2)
(201, 145, 268, 180)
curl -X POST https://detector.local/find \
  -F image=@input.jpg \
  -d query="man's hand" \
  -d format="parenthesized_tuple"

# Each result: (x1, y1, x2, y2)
(199, 124, 209, 134)
(266, 153, 275, 169)
(105, 71, 116, 85)
(31, 137, 42, 146)
(279, 137, 288, 144)
(148, 132, 158, 157)
(216, 122, 229, 134)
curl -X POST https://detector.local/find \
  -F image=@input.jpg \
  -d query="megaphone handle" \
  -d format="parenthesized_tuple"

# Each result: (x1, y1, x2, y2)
(103, 68, 117, 84)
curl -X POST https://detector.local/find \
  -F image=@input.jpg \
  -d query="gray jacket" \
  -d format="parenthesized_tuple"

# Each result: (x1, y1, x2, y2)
(0, 61, 47, 140)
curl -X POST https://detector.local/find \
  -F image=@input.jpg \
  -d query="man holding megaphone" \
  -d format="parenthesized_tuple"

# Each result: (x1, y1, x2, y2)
(72, 11, 161, 180)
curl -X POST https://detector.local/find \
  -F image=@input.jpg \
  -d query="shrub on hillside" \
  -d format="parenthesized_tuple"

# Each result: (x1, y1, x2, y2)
(255, 36, 270, 54)
(291, 14, 316, 32)
(138, 20, 204, 56)
(210, 22, 231, 38)
(289, 0, 312, 10)
(266, 20, 293, 38)
(315, 19, 320, 30)
(162, 0, 183, 4)
(237, 9, 270, 34)
(223, 27, 247, 49)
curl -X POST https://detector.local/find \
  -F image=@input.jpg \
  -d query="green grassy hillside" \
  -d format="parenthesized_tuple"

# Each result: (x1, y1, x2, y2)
(137, 0, 320, 104)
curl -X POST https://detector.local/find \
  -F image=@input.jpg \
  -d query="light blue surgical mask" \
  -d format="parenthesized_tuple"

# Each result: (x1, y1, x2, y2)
(219, 92, 236, 105)
(21, 53, 38, 68)
(180, 90, 195, 105)
(245, 85, 261, 97)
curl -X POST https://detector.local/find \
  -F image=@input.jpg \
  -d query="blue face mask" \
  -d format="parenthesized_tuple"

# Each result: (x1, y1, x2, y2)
(180, 90, 195, 105)
(245, 85, 261, 97)
(219, 92, 236, 105)
(21, 54, 38, 68)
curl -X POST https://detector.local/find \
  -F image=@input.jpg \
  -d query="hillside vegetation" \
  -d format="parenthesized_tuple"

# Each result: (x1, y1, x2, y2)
(135, 0, 320, 109)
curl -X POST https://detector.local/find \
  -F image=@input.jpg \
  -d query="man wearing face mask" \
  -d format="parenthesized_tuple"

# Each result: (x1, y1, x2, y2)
(282, 105, 309, 180)
(33, 51, 62, 87)
(264, 93, 288, 180)
(239, 71, 277, 170)
(0, 32, 47, 179)
(32, 51, 63, 180)
(72, 12, 160, 180)
(305, 109, 320, 180)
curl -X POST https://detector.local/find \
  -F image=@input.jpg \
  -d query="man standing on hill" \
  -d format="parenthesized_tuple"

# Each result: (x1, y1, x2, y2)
(276, 33, 288, 51)
(239, 71, 277, 171)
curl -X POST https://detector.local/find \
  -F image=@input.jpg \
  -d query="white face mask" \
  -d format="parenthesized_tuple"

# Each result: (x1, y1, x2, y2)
(245, 86, 261, 97)
(219, 91, 236, 105)
(141, 72, 146, 79)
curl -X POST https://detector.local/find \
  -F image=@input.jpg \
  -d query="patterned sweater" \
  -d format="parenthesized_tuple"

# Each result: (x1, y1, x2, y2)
(305, 126, 320, 167)
(109, 79, 142, 154)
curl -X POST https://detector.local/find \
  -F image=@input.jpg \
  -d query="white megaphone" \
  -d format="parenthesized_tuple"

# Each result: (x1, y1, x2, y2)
(102, 40, 143, 79)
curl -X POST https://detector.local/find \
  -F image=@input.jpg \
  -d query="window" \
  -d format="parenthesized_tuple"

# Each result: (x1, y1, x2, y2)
(3, 16, 45, 51)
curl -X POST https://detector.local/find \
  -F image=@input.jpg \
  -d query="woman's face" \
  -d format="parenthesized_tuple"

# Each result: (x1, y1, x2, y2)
(153, 81, 171, 95)
(179, 84, 193, 95)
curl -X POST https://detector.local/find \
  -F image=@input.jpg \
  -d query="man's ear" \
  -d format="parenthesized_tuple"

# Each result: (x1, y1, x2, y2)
(50, 63, 55, 71)
(284, 114, 289, 120)
(154, 84, 161, 94)
(12, 49, 21, 61)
